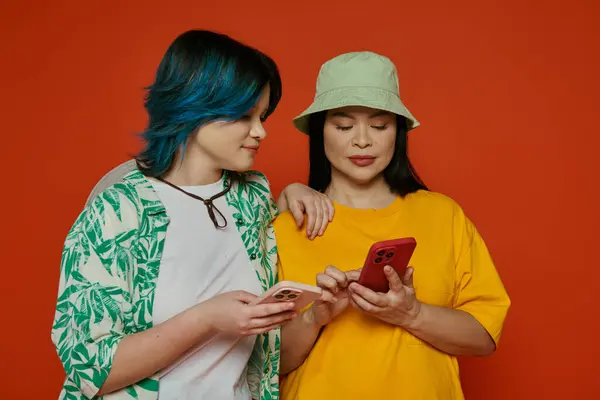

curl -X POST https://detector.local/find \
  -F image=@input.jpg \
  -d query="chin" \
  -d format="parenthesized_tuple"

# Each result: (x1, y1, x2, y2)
(226, 158, 255, 172)
(352, 176, 380, 185)
(344, 169, 382, 185)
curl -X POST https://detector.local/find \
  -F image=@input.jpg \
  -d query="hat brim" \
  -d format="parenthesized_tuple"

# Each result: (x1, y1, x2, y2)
(292, 86, 420, 134)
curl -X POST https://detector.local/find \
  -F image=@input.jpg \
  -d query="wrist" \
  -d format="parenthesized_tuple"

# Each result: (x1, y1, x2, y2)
(301, 307, 323, 332)
(403, 301, 426, 332)
(192, 301, 219, 337)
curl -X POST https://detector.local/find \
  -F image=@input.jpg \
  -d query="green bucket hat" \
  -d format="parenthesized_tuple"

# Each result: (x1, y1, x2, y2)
(293, 51, 419, 134)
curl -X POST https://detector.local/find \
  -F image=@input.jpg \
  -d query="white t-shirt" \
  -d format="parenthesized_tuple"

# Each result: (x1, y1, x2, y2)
(151, 177, 261, 400)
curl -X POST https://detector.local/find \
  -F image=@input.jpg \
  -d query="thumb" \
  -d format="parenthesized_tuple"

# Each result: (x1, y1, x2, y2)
(289, 201, 306, 228)
(345, 269, 362, 282)
(319, 290, 337, 304)
(234, 291, 259, 304)
(403, 267, 415, 289)
(384, 266, 404, 292)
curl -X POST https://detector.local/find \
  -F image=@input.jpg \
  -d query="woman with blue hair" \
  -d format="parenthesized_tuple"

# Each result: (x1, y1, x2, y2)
(51, 30, 331, 400)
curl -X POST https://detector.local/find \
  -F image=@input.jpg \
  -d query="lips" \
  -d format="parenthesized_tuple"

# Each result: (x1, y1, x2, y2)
(349, 155, 375, 167)
(243, 146, 259, 153)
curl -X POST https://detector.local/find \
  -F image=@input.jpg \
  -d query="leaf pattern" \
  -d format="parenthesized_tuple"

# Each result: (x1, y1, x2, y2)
(52, 169, 280, 400)
(226, 170, 281, 400)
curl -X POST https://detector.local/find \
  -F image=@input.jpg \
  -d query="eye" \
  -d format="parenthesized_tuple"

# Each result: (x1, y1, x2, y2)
(336, 126, 353, 131)
(372, 125, 388, 131)
(240, 115, 252, 121)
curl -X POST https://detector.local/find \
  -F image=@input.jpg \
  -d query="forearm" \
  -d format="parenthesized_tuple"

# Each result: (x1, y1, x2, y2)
(405, 304, 495, 357)
(99, 303, 216, 395)
(280, 311, 321, 374)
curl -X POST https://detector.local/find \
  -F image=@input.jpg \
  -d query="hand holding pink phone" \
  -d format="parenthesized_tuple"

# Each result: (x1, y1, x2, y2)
(357, 238, 417, 293)
(251, 281, 323, 312)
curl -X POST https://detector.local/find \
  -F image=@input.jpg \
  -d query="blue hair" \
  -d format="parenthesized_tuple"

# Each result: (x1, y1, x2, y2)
(135, 30, 282, 177)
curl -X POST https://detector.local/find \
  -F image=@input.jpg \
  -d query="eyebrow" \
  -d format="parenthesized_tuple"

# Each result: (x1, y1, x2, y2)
(330, 110, 393, 119)
(369, 110, 393, 118)
(330, 111, 355, 119)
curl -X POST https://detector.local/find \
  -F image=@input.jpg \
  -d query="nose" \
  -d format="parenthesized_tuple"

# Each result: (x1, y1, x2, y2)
(351, 122, 372, 149)
(250, 120, 267, 141)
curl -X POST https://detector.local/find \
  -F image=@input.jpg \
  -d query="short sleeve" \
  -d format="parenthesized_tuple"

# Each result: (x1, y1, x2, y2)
(51, 190, 134, 398)
(452, 210, 511, 346)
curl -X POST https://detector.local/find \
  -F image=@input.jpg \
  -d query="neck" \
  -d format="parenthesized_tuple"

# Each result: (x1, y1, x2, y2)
(161, 146, 222, 186)
(325, 169, 397, 209)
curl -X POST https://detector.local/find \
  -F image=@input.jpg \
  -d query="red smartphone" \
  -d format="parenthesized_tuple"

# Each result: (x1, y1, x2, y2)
(357, 238, 417, 293)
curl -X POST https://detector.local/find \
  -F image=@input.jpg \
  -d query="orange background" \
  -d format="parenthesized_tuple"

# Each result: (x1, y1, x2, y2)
(1, 0, 599, 398)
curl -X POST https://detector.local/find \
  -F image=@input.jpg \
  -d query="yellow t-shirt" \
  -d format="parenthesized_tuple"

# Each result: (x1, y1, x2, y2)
(275, 190, 510, 400)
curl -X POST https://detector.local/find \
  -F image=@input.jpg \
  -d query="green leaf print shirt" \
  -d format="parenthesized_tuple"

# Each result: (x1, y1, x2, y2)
(51, 169, 281, 400)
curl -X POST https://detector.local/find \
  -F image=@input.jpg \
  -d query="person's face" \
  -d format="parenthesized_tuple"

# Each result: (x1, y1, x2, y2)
(191, 84, 271, 172)
(323, 106, 397, 185)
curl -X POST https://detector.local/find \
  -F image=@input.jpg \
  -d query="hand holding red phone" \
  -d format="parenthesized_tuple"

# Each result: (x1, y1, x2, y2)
(304, 266, 359, 328)
(348, 265, 422, 328)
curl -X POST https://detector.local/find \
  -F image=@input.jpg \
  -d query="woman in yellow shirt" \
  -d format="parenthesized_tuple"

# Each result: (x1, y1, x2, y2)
(276, 51, 511, 399)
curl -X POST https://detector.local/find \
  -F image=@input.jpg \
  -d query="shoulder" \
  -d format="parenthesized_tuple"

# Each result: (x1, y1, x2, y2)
(86, 169, 146, 206)
(407, 191, 480, 249)
(405, 190, 460, 209)
(84, 159, 137, 206)
(231, 170, 277, 221)
(402, 191, 475, 242)
(235, 170, 275, 201)
(273, 211, 303, 238)
(403, 190, 466, 219)
(78, 172, 145, 232)
(273, 210, 297, 229)
(237, 170, 272, 190)
(92, 174, 142, 211)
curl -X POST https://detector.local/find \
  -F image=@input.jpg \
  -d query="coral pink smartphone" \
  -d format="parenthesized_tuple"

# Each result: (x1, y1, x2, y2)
(251, 281, 322, 312)
(357, 238, 417, 293)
